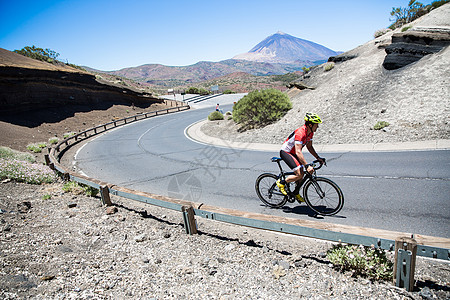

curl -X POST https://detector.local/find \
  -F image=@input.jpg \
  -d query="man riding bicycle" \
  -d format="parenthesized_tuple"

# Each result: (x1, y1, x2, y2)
(276, 113, 325, 202)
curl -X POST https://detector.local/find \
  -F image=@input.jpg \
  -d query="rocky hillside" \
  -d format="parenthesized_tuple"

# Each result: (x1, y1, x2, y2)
(233, 31, 339, 63)
(203, 3, 450, 145)
(0, 48, 162, 114)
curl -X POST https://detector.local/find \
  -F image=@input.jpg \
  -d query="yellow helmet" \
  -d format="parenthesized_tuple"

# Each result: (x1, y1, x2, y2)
(304, 113, 322, 123)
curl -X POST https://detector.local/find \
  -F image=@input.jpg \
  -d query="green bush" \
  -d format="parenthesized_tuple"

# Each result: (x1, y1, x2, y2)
(222, 90, 235, 94)
(14, 45, 59, 64)
(0, 158, 56, 184)
(374, 121, 390, 130)
(324, 62, 335, 72)
(327, 244, 393, 281)
(401, 25, 412, 32)
(388, 0, 449, 29)
(208, 111, 224, 121)
(390, 0, 425, 28)
(27, 144, 42, 153)
(63, 132, 77, 139)
(431, 0, 450, 9)
(63, 181, 98, 197)
(14, 45, 85, 70)
(66, 63, 86, 71)
(48, 137, 59, 145)
(0, 146, 35, 163)
(186, 87, 210, 95)
(232, 89, 292, 130)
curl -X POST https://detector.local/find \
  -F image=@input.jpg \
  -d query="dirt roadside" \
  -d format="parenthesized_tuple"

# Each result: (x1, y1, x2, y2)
(0, 102, 172, 163)
(1, 103, 449, 299)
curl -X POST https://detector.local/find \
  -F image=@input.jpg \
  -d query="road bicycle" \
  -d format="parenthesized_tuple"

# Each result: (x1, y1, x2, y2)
(255, 157, 344, 216)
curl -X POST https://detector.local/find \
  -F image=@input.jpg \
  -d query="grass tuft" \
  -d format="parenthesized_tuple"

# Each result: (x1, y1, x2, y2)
(327, 244, 394, 281)
(63, 181, 98, 197)
(374, 121, 390, 130)
(0, 158, 56, 184)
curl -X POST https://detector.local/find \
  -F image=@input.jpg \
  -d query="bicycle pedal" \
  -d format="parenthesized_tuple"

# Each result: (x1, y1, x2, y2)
(286, 195, 295, 203)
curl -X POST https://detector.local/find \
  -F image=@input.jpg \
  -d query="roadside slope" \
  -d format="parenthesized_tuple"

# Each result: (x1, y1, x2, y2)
(200, 4, 450, 146)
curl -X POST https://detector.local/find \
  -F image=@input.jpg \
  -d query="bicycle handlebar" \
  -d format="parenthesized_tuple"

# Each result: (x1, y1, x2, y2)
(306, 158, 326, 171)
(271, 157, 326, 172)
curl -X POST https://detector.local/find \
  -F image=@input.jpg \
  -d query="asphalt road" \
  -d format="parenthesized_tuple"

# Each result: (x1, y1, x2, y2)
(74, 106, 450, 238)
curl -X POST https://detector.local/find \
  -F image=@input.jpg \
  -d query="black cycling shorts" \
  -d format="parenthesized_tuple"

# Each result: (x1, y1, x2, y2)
(280, 150, 302, 172)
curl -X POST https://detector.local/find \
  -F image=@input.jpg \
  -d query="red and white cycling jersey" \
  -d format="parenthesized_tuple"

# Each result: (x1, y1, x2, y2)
(280, 124, 314, 155)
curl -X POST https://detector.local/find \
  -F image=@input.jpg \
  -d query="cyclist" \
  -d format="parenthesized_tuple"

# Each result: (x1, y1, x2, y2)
(276, 113, 325, 202)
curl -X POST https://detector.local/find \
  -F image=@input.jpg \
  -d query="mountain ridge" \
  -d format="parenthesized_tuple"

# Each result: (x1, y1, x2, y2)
(233, 31, 339, 63)
(103, 59, 309, 81)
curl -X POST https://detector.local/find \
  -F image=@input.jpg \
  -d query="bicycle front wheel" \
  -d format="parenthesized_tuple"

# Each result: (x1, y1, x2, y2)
(303, 177, 344, 216)
(255, 173, 288, 208)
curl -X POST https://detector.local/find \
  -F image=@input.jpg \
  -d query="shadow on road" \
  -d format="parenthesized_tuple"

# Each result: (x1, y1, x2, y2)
(281, 205, 347, 220)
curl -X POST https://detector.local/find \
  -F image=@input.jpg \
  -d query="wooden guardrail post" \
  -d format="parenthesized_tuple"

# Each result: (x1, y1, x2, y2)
(63, 173, 70, 181)
(100, 185, 112, 206)
(394, 236, 417, 291)
(44, 154, 50, 166)
(182, 206, 197, 235)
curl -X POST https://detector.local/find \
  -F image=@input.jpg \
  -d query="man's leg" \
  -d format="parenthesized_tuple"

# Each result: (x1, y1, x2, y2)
(292, 168, 305, 202)
(277, 168, 304, 196)
(286, 167, 303, 183)
(277, 151, 303, 196)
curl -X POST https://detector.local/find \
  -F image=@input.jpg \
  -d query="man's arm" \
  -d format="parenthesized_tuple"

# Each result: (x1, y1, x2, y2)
(295, 143, 315, 174)
(295, 143, 308, 165)
(306, 141, 324, 164)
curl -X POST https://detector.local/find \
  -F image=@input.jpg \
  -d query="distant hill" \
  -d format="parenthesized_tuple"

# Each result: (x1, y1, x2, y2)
(91, 32, 337, 92)
(233, 31, 339, 63)
(175, 71, 302, 93)
(100, 59, 307, 87)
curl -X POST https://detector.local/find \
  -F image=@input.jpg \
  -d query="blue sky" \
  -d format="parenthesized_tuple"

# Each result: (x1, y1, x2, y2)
(1, 0, 412, 71)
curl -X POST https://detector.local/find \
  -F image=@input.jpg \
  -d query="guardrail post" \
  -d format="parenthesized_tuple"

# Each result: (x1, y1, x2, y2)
(394, 237, 417, 291)
(44, 154, 50, 166)
(182, 206, 197, 235)
(100, 185, 112, 206)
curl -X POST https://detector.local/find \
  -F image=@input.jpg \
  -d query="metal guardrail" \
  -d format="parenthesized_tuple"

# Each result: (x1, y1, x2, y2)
(51, 101, 189, 159)
(48, 101, 450, 268)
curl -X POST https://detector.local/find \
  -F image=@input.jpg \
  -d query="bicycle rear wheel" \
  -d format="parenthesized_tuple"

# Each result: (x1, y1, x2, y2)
(303, 177, 344, 216)
(255, 173, 288, 208)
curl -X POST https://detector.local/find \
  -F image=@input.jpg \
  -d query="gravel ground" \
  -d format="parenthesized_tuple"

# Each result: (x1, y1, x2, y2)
(1, 5, 449, 299)
(1, 181, 449, 299)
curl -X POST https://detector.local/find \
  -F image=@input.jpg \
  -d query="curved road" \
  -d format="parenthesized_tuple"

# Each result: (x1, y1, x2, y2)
(74, 106, 450, 238)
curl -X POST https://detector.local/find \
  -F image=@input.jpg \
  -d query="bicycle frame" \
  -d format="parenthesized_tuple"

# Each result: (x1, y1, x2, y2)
(273, 159, 312, 195)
